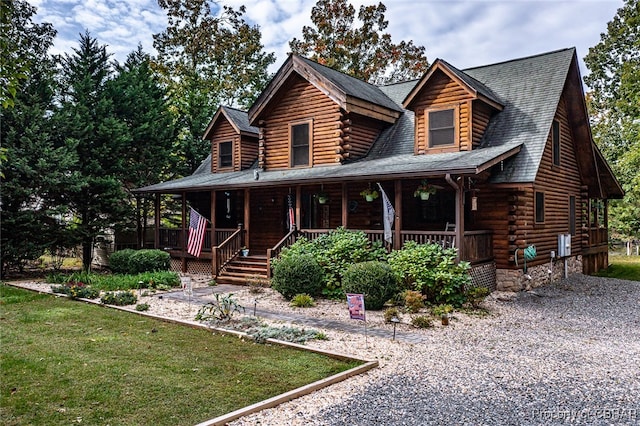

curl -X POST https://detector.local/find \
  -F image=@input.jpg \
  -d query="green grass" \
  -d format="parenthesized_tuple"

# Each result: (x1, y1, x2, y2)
(596, 255, 640, 281)
(0, 285, 361, 425)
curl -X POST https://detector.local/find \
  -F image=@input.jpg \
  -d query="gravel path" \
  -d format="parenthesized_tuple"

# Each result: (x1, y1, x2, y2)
(229, 275, 640, 426)
(10, 274, 640, 425)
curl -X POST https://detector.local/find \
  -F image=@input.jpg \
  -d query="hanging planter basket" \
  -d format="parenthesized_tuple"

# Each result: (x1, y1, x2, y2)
(360, 188, 379, 202)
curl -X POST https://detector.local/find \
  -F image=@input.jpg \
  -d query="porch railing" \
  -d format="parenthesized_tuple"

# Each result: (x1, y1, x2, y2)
(213, 228, 244, 276)
(400, 230, 456, 248)
(298, 229, 492, 263)
(266, 229, 299, 279)
(158, 227, 237, 252)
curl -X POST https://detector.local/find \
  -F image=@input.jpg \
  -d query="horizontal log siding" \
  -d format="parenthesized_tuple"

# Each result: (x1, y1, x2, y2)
(261, 74, 341, 169)
(474, 94, 584, 270)
(209, 118, 239, 173)
(240, 135, 258, 170)
(412, 70, 474, 154)
(472, 101, 493, 148)
(344, 113, 385, 160)
(527, 93, 583, 266)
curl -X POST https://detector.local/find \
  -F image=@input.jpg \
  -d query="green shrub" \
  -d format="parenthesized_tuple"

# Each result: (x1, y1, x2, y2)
(48, 271, 180, 292)
(388, 241, 470, 307)
(271, 254, 325, 300)
(273, 228, 386, 299)
(51, 283, 99, 300)
(342, 261, 398, 310)
(411, 315, 434, 329)
(135, 303, 150, 312)
(383, 306, 401, 323)
(290, 293, 315, 308)
(109, 249, 170, 274)
(431, 304, 454, 318)
(402, 290, 425, 313)
(466, 286, 490, 308)
(100, 291, 138, 306)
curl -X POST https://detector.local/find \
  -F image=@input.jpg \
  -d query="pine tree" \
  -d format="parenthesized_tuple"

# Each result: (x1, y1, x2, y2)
(55, 32, 130, 270)
(109, 45, 177, 248)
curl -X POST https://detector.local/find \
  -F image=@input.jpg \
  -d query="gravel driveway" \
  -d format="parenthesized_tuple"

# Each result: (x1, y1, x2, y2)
(233, 275, 640, 425)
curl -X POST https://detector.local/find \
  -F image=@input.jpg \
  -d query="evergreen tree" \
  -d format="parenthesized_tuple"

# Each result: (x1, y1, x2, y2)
(290, 0, 429, 85)
(54, 32, 130, 270)
(0, 0, 78, 274)
(109, 46, 177, 248)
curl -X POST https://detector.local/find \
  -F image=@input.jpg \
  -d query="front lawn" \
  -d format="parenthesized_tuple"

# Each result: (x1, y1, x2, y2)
(0, 285, 361, 425)
(596, 255, 640, 281)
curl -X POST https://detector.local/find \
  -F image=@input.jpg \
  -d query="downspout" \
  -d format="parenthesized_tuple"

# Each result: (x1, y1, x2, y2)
(445, 174, 464, 262)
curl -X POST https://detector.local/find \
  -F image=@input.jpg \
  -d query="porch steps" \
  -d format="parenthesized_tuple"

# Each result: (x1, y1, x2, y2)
(215, 254, 269, 285)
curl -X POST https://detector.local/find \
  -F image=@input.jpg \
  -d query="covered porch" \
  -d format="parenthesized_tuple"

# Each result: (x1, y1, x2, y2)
(152, 176, 494, 277)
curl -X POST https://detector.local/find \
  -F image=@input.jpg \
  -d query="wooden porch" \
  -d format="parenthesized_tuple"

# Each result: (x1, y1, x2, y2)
(156, 226, 493, 278)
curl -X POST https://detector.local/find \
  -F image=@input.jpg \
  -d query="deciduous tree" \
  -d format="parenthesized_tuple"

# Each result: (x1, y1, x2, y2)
(153, 0, 275, 174)
(289, 0, 429, 85)
(584, 0, 640, 239)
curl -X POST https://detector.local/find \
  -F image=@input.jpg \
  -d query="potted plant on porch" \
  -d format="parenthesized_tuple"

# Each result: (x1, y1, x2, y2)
(316, 191, 329, 204)
(360, 188, 379, 202)
(241, 247, 249, 257)
(414, 179, 437, 200)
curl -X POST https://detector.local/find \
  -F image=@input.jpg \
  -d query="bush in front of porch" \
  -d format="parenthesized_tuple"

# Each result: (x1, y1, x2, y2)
(274, 228, 387, 299)
(388, 241, 470, 307)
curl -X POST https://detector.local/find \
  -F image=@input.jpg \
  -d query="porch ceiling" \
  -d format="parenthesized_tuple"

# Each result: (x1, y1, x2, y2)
(135, 143, 522, 194)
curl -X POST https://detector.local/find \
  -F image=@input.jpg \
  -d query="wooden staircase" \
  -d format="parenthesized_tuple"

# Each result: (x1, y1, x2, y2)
(215, 254, 269, 285)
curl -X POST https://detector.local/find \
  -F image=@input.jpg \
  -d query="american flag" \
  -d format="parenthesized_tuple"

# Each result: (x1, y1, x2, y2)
(187, 207, 208, 257)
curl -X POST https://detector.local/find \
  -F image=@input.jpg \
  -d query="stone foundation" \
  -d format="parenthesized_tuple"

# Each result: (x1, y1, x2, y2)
(496, 255, 583, 292)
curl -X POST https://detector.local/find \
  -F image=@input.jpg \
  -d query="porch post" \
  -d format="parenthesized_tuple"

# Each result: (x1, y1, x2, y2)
(394, 180, 402, 250)
(181, 191, 187, 273)
(341, 183, 348, 227)
(211, 190, 216, 275)
(244, 188, 250, 247)
(154, 193, 160, 250)
(446, 174, 465, 262)
(295, 185, 302, 229)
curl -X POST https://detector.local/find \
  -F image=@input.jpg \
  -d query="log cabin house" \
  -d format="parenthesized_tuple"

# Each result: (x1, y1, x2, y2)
(135, 48, 623, 291)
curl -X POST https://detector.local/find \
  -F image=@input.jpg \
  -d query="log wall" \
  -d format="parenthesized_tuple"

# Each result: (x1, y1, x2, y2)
(473, 93, 584, 270)
(259, 73, 342, 169)
(472, 101, 494, 148)
(412, 70, 474, 154)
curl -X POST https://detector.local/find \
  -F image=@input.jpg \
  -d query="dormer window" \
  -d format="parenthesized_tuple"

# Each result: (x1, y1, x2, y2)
(290, 119, 312, 167)
(218, 141, 233, 169)
(426, 105, 459, 150)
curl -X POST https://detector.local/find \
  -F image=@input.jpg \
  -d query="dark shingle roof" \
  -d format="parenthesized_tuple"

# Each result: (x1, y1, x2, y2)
(464, 48, 575, 183)
(438, 59, 504, 106)
(297, 56, 403, 112)
(222, 106, 258, 135)
(137, 48, 578, 193)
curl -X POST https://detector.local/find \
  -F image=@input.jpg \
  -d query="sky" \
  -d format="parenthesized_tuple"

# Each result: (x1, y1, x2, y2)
(30, 0, 623, 87)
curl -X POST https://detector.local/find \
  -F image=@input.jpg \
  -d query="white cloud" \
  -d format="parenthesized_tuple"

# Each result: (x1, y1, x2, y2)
(33, 0, 623, 81)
